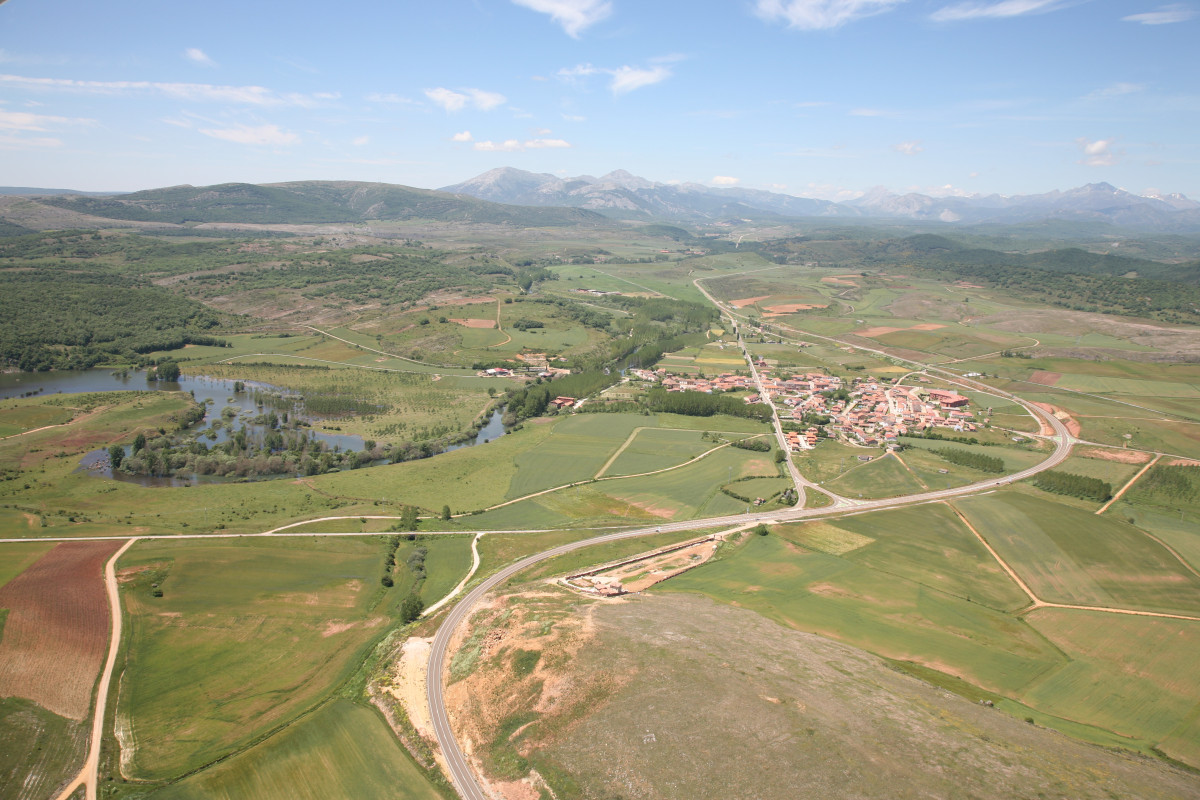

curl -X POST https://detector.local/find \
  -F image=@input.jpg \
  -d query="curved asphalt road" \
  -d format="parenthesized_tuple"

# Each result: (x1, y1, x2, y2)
(428, 271, 1077, 799)
(427, 399, 1074, 799)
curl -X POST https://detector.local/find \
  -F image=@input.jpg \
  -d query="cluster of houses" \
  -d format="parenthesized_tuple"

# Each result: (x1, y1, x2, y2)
(757, 372, 978, 449)
(632, 366, 978, 450)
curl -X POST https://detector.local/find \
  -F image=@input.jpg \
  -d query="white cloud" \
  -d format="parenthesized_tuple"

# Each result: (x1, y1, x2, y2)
(558, 64, 601, 80)
(1076, 137, 1118, 166)
(0, 133, 63, 149)
(451, 130, 473, 142)
(0, 108, 90, 131)
(711, 176, 741, 185)
(1084, 82, 1145, 100)
(184, 48, 216, 67)
(466, 89, 507, 110)
(0, 73, 334, 107)
(533, 127, 552, 135)
(562, 113, 586, 122)
(425, 88, 468, 112)
(610, 65, 672, 95)
(511, 0, 612, 37)
(931, 0, 1066, 22)
(559, 62, 673, 95)
(755, 0, 906, 30)
(424, 87, 507, 112)
(366, 92, 418, 105)
(1123, 3, 1196, 24)
(893, 140, 923, 155)
(199, 123, 300, 146)
(474, 139, 524, 152)
(352, 135, 369, 146)
(473, 137, 571, 151)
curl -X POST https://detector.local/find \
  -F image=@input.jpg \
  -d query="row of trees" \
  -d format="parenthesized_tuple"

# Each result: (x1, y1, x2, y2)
(645, 389, 773, 422)
(932, 447, 1006, 474)
(1033, 470, 1113, 502)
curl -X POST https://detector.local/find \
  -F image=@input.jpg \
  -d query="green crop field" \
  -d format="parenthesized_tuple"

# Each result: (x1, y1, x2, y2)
(144, 700, 443, 800)
(0, 541, 54, 588)
(0, 697, 87, 800)
(955, 492, 1200, 615)
(664, 533, 1066, 696)
(1051, 453, 1142, 489)
(823, 452, 927, 499)
(117, 536, 408, 780)
(1021, 609, 1200, 765)
(506, 414, 647, 498)
(814, 503, 1031, 611)
(600, 428, 719, 477)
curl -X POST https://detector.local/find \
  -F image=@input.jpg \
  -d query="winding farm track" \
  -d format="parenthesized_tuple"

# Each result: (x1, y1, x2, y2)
(53, 538, 137, 800)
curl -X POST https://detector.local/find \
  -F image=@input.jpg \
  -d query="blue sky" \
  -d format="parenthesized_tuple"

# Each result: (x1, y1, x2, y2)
(1, 0, 1196, 199)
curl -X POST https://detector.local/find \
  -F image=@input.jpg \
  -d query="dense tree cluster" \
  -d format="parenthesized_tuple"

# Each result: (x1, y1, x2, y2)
(0, 272, 226, 371)
(504, 371, 618, 422)
(119, 418, 384, 480)
(645, 388, 773, 422)
(932, 447, 1006, 473)
(731, 438, 771, 452)
(1134, 465, 1200, 503)
(1033, 470, 1113, 502)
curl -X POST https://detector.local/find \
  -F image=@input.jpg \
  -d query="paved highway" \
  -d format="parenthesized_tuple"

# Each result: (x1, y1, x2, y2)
(427, 269, 1079, 798)
(426, 403, 1074, 799)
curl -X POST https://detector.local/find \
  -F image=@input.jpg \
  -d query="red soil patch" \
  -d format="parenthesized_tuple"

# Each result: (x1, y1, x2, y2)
(449, 318, 497, 329)
(1077, 447, 1153, 464)
(856, 323, 945, 337)
(729, 295, 770, 309)
(763, 303, 828, 314)
(1030, 402, 1081, 437)
(1029, 371, 1062, 386)
(1168, 459, 1200, 467)
(0, 539, 122, 720)
(820, 276, 858, 286)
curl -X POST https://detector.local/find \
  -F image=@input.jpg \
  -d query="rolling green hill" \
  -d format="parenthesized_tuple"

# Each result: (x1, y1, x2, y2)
(38, 180, 612, 227)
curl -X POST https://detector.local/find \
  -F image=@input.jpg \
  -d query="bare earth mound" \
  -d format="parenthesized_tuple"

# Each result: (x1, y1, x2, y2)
(449, 591, 1200, 800)
(449, 318, 497, 328)
(0, 539, 121, 720)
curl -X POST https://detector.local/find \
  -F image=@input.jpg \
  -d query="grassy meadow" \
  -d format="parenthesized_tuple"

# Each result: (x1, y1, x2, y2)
(143, 700, 443, 800)
(114, 534, 470, 781)
(664, 506, 1200, 763)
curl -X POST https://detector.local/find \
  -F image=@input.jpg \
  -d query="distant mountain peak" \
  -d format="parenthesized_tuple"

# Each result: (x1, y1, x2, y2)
(438, 167, 1199, 231)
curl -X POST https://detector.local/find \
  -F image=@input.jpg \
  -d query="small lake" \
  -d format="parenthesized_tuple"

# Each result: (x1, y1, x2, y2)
(446, 405, 507, 452)
(2, 369, 507, 486)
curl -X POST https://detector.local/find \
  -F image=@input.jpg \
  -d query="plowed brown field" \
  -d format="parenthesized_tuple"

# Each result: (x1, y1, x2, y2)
(0, 540, 121, 720)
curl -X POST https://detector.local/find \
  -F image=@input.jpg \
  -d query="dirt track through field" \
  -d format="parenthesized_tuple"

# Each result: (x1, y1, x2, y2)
(948, 502, 1200, 621)
(53, 538, 136, 800)
(1096, 454, 1160, 515)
